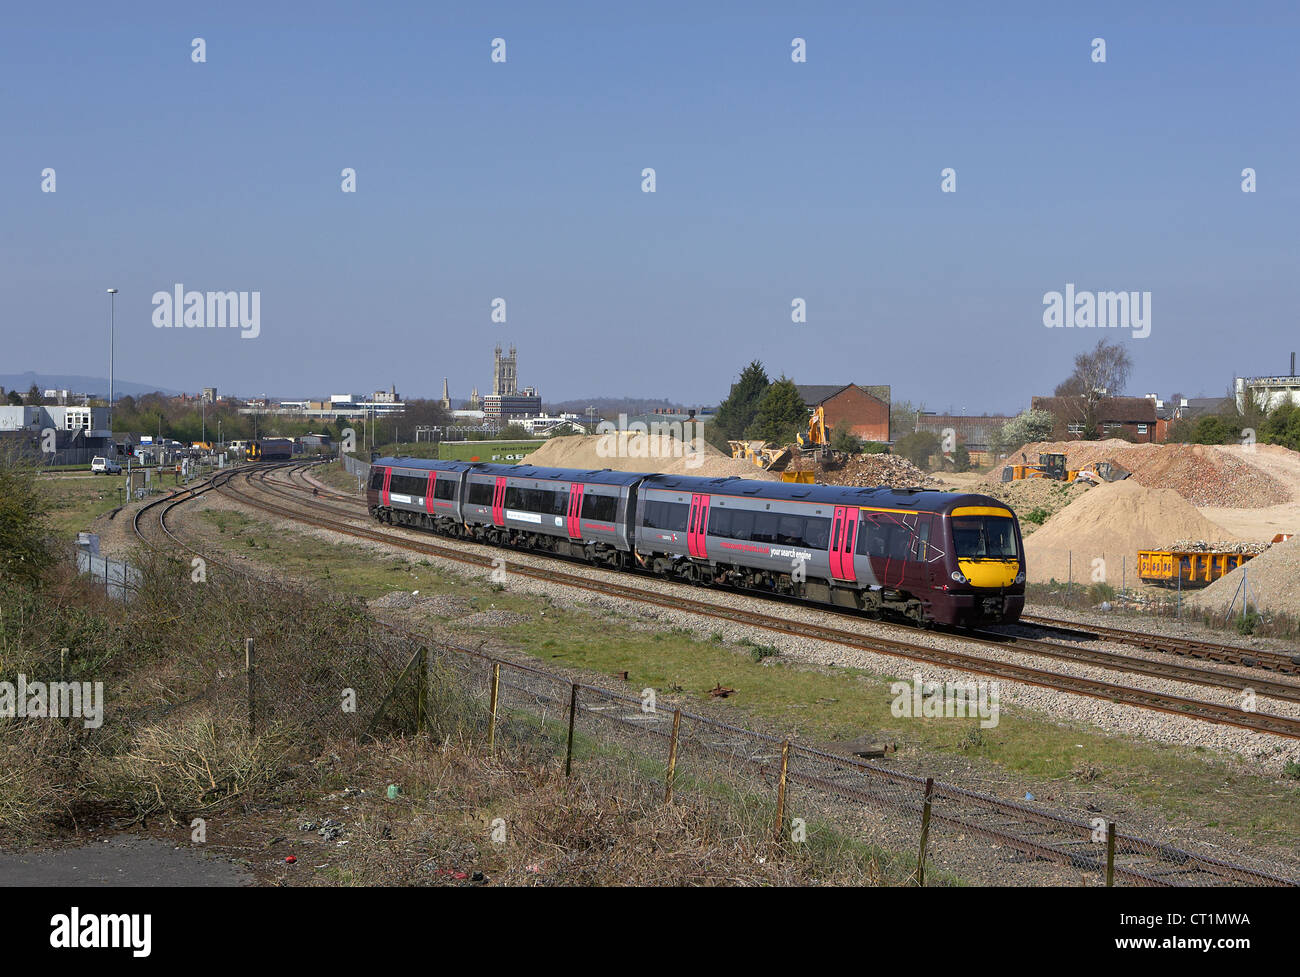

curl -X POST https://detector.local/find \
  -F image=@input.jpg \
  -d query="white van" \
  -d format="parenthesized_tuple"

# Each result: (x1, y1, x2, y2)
(91, 456, 122, 474)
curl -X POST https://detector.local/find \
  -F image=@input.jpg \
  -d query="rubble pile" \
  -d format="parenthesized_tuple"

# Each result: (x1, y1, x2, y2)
(1011, 439, 1289, 508)
(817, 453, 940, 488)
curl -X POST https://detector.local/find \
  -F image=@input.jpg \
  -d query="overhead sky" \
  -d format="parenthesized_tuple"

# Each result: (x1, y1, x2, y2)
(3, 1, 1297, 413)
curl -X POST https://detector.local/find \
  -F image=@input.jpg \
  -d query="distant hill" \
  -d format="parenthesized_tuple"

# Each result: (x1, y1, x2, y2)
(0, 372, 184, 398)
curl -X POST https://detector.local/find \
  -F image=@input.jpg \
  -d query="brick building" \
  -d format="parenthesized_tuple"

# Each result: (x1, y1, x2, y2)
(1030, 395, 1161, 443)
(795, 384, 891, 443)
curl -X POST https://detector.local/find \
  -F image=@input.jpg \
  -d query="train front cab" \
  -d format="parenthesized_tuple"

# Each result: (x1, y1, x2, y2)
(932, 504, 1025, 626)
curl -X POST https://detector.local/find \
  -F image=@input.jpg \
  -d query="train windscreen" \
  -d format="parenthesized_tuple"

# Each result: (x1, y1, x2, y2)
(951, 516, 1018, 560)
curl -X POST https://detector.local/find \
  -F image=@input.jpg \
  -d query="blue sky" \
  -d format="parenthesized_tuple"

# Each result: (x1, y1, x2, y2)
(2, 1, 1297, 412)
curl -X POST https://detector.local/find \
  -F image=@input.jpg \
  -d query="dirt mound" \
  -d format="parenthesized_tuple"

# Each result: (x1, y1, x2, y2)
(1186, 538, 1300, 617)
(523, 434, 780, 480)
(1023, 479, 1238, 584)
(954, 476, 1092, 536)
(814, 453, 939, 489)
(1010, 440, 1290, 508)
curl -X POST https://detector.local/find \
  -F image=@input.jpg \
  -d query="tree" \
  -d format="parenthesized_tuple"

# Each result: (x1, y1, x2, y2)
(745, 377, 806, 445)
(992, 409, 1055, 455)
(1260, 401, 1300, 451)
(24, 384, 43, 406)
(711, 361, 770, 447)
(498, 423, 531, 439)
(894, 431, 940, 469)
(0, 456, 56, 586)
(1053, 338, 1133, 438)
(889, 398, 924, 440)
(5, 389, 22, 406)
(829, 427, 864, 454)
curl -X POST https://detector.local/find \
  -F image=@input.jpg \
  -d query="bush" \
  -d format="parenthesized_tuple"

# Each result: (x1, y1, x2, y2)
(1024, 507, 1051, 525)
(1089, 582, 1116, 603)
(1236, 610, 1260, 636)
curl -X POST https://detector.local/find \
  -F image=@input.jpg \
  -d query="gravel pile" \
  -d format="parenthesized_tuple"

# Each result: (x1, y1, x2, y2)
(816, 453, 939, 488)
(1165, 539, 1271, 554)
(524, 433, 779, 480)
(1187, 538, 1300, 617)
(1012, 440, 1291, 507)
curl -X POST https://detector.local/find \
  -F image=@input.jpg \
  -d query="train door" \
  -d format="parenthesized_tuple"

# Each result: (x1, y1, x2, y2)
(491, 476, 507, 527)
(381, 467, 392, 508)
(567, 482, 584, 539)
(828, 506, 858, 581)
(425, 471, 437, 512)
(687, 493, 711, 558)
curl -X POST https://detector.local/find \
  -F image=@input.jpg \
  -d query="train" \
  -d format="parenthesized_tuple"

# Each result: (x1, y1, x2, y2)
(246, 438, 295, 462)
(365, 457, 1026, 627)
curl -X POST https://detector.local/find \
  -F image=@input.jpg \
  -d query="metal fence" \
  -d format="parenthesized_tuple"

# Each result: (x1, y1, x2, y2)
(368, 643, 1296, 888)
(75, 552, 141, 601)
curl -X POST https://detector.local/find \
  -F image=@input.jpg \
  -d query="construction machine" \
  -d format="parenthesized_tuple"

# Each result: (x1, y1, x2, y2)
(1000, 453, 1130, 484)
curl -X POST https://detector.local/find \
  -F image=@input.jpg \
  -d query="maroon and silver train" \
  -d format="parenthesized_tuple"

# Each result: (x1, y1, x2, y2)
(367, 457, 1026, 627)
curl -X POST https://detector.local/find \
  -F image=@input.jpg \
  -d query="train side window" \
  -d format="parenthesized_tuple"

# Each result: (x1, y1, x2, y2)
(434, 479, 456, 501)
(751, 512, 779, 544)
(369, 468, 385, 490)
(804, 516, 831, 549)
(467, 481, 494, 506)
(644, 500, 689, 532)
(777, 515, 804, 545)
(707, 507, 731, 538)
(887, 524, 913, 561)
(581, 493, 617, 522)
(729, 509, 754, 541)
(917, 518, 930, 560)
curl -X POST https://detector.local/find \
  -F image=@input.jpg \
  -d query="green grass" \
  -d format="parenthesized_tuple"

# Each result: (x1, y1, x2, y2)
(191, 509, 1300, 851)
(37, 474, 129, 539)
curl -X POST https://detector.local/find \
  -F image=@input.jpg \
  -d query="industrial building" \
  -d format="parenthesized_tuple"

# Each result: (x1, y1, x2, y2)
(0, 405, 116, 464)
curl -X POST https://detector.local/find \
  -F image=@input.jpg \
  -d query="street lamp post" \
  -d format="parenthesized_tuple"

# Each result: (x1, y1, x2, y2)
(106, 289, 118, 435)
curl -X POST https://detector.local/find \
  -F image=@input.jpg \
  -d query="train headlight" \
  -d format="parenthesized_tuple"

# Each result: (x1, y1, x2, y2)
(1014, 572, 1026, 584)
(950, 571, 968, 585)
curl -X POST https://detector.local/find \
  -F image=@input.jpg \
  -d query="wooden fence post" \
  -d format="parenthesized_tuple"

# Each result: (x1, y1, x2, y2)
(773, 741, 790, 842)
(916, 777, 935, 886)
(564, 683, 579, 777)
(1106, 821, 1116, 887)
(415, 647, 427, 734)
(245, 637, 256, 737)
(664, 709, 682, 804)
(487, 661, 501, 754)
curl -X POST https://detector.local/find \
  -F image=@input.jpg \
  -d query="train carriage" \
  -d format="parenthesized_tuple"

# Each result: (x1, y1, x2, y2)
(460, 464, 641, 566)
(366, 456, 1025, 627)
(367, 458, 473, 532)
(633, 474, 1024, 626)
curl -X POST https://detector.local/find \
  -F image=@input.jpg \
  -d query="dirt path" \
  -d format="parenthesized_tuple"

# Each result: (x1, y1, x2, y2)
(0, 835, 253, 887)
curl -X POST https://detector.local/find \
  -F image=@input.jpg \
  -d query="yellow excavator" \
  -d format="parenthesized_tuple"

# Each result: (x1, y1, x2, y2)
(1000, 453, 1130, 484)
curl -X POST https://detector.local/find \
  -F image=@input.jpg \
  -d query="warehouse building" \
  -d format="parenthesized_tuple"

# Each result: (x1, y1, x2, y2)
(0, 405, 116, 464)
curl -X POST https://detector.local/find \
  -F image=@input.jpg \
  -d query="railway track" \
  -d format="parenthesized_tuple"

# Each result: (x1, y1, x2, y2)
(129, 463, 1298, 887)
(1022, 614, 1300, 676)
(221, 464, 1300, 740)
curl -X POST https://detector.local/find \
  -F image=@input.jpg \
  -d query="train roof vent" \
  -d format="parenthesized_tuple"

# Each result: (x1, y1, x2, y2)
(741, 485, 762, 494)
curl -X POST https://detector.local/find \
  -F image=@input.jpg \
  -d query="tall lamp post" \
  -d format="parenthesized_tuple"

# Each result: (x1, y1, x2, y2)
(106, 288, 118, 435)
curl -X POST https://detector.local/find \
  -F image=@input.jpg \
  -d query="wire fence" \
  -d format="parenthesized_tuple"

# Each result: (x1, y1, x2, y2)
(284, 641, 1291, 888)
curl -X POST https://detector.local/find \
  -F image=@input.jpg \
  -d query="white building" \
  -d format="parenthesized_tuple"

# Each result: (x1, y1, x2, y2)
(0, 405, 110, 436)
(1236, 370, 1300, 413)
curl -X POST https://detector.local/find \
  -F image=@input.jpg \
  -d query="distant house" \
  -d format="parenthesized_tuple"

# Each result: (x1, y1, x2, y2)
(794, 384, 891, 443)
(913, 414, 1016, 466)
(1030, 395, 1160, 443)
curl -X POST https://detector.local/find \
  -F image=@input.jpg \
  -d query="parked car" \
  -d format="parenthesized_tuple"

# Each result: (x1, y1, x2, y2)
(91, 456, 122, 474)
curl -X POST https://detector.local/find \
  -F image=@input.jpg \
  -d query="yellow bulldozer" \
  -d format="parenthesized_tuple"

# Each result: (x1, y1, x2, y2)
(1000, 453, 1130, 484)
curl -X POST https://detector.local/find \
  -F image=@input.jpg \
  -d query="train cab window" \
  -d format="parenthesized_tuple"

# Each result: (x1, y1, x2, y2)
(580, 493, 617, 522)
(952, 516, 1018, 559)
(467, 481, 494, 506)
(858, 520, 914, 560)
(369, 468, 385, 490)
(433, 478, 456, 501)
